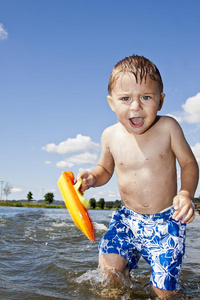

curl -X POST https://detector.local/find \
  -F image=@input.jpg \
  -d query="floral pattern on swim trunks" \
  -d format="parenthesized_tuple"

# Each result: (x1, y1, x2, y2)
(99, 205, 186, 290)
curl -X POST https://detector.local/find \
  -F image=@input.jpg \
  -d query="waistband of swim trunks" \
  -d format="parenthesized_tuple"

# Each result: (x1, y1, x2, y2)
(120, 204, 175, 221)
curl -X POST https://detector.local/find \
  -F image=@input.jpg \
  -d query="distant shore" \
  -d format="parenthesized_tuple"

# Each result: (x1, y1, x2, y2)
(0, 200, 108, 210)
(1, 200, 200, 214)
(0, 200, 65, 209)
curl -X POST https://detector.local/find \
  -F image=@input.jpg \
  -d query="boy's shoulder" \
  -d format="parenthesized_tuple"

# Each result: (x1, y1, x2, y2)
(101, 123, 121, 141)
(102, 122, 121, 134)
(157, 115, 181, 129)
(154, 116, 183, 140)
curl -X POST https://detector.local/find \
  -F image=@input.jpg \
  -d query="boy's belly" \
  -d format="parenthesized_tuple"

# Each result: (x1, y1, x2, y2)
(117, 174, 177, 214)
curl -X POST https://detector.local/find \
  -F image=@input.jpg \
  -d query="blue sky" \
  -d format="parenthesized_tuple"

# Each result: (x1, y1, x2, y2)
(0, 0, 200, 201)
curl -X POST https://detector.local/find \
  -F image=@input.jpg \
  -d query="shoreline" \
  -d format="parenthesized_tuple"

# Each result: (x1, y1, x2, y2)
(1, 200, 199, 214)
(0, 200, 114, 210)
(0, 200, 65, 209)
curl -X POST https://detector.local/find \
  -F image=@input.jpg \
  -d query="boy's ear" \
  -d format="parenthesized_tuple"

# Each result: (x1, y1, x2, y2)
(107, 95, 116, 112)
(158, 93, 165, 111)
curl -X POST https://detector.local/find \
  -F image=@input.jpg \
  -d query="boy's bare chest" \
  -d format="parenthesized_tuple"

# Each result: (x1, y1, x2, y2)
(110, 132, 172, 169)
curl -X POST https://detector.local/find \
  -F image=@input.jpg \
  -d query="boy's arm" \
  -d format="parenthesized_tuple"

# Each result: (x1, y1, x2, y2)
(170, 118, 199, 223)
(77, 128, 115, 192)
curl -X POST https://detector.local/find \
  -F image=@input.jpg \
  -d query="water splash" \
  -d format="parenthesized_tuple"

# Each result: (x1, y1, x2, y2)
(93, 222, 108, 232)
(75, 268, 154, 299)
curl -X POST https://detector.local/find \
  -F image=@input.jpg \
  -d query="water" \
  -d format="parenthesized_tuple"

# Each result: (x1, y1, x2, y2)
(0, 207, 199, 300)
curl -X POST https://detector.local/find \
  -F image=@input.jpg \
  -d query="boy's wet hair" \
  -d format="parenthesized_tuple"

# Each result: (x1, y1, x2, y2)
(108, 55, 163, 95)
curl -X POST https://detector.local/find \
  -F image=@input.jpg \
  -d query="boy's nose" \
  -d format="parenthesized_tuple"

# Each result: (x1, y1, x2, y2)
(130, 99, 142, 111)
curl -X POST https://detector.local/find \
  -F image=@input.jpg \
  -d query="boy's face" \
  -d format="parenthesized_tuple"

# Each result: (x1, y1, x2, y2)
(107, 72, 165, 135)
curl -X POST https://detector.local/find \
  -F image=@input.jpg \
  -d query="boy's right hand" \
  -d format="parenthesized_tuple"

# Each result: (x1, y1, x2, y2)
(77, 171, 97, 193)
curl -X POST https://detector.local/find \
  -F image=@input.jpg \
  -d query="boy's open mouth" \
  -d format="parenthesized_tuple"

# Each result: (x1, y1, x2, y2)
(129, 117, 144, 128)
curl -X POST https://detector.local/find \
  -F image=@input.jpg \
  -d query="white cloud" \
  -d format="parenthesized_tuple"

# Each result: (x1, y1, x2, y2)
(42, 134, 100, 154)
(44, 161, 52, 165)
(95, 190, 120, 199)
(11, 188, 22, 193)
(191, 143, 200, 164)
(0, 23, 8, 40)
(108, 190, 120, 198)
(78, 167, 93, 173)
(182, 93, 200, 123)
(67, 152, 98, 165)
(56, 161, 74, 169)
(56, 152, 98, 169)
(169, 93, 200, 124)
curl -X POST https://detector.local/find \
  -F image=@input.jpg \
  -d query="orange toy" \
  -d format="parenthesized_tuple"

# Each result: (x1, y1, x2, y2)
(57, 171, 95, 242)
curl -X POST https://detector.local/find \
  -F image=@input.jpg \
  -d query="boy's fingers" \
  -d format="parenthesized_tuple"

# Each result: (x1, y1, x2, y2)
(173, 204, 195, 223)
(173, 196, 179, 210)
(172, 210, 178, 220)
(185, 213, 195, 224)
(172, 204, 187, 221)
(177, 205, 190, 220)
(77, 171, 88, 181)
(181, 208, 195, 224)
(181, 206, 195, 224)
(172, 197, 180, 219)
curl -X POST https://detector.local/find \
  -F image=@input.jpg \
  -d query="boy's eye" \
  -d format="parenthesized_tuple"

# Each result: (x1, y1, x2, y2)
(122, 97, 130, 101)
(141, 96, 150, 100)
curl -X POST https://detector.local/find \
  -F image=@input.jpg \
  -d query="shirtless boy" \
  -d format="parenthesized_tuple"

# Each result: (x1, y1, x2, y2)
(77, 55, 199, 298)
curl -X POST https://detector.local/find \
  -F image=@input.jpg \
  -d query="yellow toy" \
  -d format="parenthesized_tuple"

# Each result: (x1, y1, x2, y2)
(57, 171, 95, 242)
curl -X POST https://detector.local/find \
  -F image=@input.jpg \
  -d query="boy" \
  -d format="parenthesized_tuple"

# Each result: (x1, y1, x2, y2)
(77, 55, 199, 298)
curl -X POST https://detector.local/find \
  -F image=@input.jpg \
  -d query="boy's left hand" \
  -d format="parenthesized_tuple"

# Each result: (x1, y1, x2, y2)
(173, 191, 195, 224)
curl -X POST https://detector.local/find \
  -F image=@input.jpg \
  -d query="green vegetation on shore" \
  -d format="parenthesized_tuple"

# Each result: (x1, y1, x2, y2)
(0, 200, 65, 209)
(0, 198, 122, 210)
(1, 198, 199, 212)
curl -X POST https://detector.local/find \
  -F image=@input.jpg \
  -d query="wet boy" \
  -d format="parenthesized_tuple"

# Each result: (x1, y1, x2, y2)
(77, 55, 199, 298)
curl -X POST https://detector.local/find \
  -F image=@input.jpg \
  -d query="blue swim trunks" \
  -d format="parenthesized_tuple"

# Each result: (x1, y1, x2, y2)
(99, 205, 186, 291)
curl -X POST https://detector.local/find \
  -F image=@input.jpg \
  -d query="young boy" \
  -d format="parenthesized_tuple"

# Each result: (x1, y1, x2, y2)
(77, 55, 199, 298)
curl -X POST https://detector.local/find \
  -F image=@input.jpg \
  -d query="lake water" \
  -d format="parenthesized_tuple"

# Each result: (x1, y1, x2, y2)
(0, 207, 199, 299)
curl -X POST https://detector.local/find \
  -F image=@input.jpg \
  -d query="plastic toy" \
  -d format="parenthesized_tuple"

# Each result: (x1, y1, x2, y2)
(57, 171, 95, 242)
